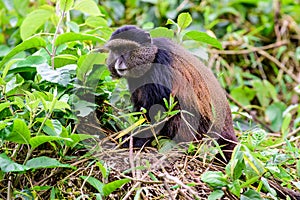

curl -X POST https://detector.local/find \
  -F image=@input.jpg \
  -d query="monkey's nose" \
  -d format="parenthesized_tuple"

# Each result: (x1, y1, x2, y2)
(115, 58, 128, 76)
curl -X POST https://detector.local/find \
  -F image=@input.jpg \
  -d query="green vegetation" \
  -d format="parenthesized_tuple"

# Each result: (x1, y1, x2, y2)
(0, 0, 299, 199)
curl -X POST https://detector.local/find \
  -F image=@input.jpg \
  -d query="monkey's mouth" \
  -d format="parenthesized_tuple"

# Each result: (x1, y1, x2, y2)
(115, 58, 128, 76)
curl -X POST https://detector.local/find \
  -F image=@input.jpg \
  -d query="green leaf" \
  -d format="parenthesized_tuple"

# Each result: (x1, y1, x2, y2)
(66, 134, 94, 147)
(0, 153, 29, 172)
(150, 27, 174, 38)
(36, 63, 76, 87)
(166, 19, 177, 25)
(230, 86, 256, 106)
(0, 37, 47, 69)
(30, 136, 72, 150)
(240, 189, 262, 200)
(80, 176, 105, 195)
(96, 162, 108, 179)
(25, 156, 73, 169)
(74, 0, 102, 16)
(66, 21, 79, 33)
(103, 179, 130, 196)
(208, 190, 224, 200)
(55, 32, 105, 47)
(0, 45, 10, 57)
(184, 30, 223, 49)
(76, 53, 106, 83)
(20, 9, 53, 40)
(265, 102, 286, 132)
(86, 16, 108, 28)
(0, 102, 11, 113)
(201, 171, 228, 188)
(177, 12, 192, 30)
(59, 0, 74, 11)
(5, 119, 31, 144)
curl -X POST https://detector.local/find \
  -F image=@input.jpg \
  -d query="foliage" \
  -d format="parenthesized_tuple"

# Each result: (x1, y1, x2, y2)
(0, 0, 299, 199)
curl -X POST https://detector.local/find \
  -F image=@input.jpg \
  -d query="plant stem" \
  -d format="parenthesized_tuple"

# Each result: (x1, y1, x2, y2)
(51, 4, 66, 69)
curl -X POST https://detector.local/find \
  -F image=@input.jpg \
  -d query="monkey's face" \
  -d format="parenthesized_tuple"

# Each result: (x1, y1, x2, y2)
(106, 44, 158, 78)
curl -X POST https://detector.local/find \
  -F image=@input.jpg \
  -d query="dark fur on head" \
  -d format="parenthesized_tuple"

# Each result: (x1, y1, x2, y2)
(105, 25, 238, 161)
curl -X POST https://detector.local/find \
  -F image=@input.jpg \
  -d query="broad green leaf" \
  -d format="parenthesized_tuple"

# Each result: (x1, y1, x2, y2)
(74, 0, 102, 16)
(66, 21, 79, 33)
(208, 190, 224, 200)
(80, 176, 105, 195)
(177, 12, 192, 30)
(86, 16, 108, 28)
(66, 134, 95, 147)
(96, 162, 108, 179)
(0, 102, 11, 113)
(184, 30, 223, 49)
(5, 119, 31, 144)
(36, 63, 76, 87)
(5, 74, 24, 93)
(86, 64, 110, 87)
(13, 0, 30, 16)
(7, 55, 47, 75)
(54, 54, 78, 61)
(76, 53, 106, 83)
(55, 32, 105, 47)
(265, 102, 286, 132)
(230, 86, 256, 106)
(150, 27, 174, 38)
(0, 45, 10, 57)
(30, 136, 73, 149)
(103, 179, 130, 196)
(60, 0, 74, 11)
(201, 171, 228, 187)
(0, 153, 29, 172)
(20, 9, 53, 40)
(0, 37, 47, 69)
(240, 189, 262, 200)
(25, 156, 73, 169)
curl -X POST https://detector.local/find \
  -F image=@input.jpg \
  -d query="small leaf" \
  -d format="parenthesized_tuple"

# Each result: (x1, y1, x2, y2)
(201, 171, 228, 188)
(86, 16, 108, 28)
(0, 153, 29, 172)
(55, 32, 105, 47)
(166, 19, 176, 25)
(66, 21, 79, 33)
(25, 156, 73, 169)
(240, 189, 262, 200)
(103, 179, 130, 196)
(177, 12, 192, 30)
(0, 37, 47, 69)
(208, 190, 224, 200)
(66, 134, 94, 147)
(96, 162, 108, 179)
(36, 63, 76, 87)
(80, 176, 105, 195)
(150, 27, 174, 38)
(5, 119, 31, 144)
(74, 0, 102, 16)
(20, 9, 53, 40)
(59, 0, 74, 11)
(265, 102, 286, 132)
(76, 53, 106, 83)
(30, 136, 72, 150)
(184, 30, 223, 49)
(0, 102, 11, 113)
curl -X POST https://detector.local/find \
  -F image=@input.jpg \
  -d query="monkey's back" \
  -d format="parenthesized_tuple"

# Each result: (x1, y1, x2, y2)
(152, 38, 234, 143)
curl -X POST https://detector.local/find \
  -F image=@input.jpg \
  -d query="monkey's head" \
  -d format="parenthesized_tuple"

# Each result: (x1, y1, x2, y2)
(105, 26, 158, 78)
